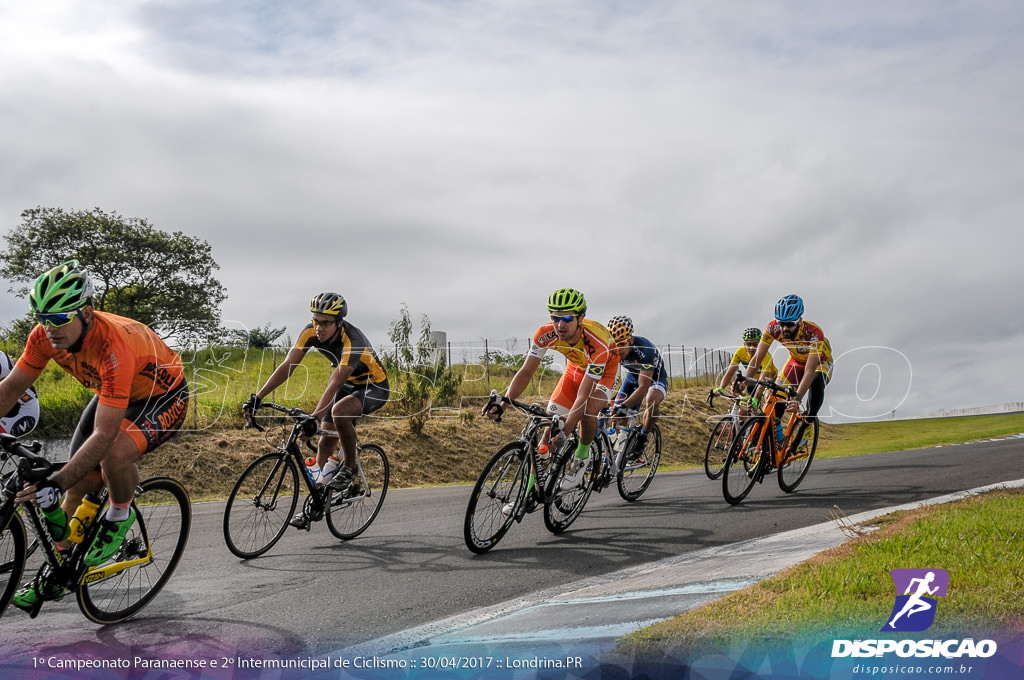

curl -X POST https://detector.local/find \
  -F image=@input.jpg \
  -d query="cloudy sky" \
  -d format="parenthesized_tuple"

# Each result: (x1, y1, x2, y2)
(1, 1, 1020, 421)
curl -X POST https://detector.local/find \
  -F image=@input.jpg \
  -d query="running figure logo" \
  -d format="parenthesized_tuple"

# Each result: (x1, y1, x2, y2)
(882, 568, 949, 632)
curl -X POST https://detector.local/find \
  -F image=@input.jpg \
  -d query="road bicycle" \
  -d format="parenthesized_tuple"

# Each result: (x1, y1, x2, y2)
(464, 391, 599, 554)
(722, 375, 820, 504)
(0, 433, 190, 623)
(704, 389, 745, 480)
(224, 402, 389, 558)
(594, 406, 661, 501)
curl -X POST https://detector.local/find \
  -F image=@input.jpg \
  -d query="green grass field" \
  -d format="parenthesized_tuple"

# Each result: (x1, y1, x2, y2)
(619, 487, 1024, 655)
(819, 413, 1024, 458)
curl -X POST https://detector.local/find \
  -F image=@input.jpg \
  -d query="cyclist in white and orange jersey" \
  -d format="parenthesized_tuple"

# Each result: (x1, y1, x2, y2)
(483, 288, 619, 487)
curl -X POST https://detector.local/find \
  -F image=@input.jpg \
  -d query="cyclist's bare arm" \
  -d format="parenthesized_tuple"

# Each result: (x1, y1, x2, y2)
(484, 355, 542, 420)
(252, 346, 307, 402)
(15, 401, 130, 506)
(0, 366, 35, 418)
(719, 365, 739, 392)
(620, 370, 653, 409)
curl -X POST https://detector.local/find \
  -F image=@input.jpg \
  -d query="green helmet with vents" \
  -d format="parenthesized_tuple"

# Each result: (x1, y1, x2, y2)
(742, 327, 762, 343)
(30, 260, 96, 314)
(546, 288, 587, 315)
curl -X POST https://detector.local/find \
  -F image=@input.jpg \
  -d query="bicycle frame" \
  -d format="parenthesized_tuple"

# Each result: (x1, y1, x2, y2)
(1, 435, 159, 617)
(492, 395, 565, 511)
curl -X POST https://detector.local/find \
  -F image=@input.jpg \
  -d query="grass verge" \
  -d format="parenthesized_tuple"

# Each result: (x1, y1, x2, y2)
(617, 487, 1024, 657)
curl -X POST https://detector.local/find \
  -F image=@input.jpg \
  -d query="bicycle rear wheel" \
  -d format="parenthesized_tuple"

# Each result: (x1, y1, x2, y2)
(704, 418, 737, 480)
(0, 510, 27, 619)
(617, 425, 661, 501)
(78, 477, 191, 624)
(327, 444, 390, 540)
(464, 443, 529, 554)
(722, 419, 767, 505)
(223, 453, 299, 558)
(544, 436, 599, 533)
(777, 416, 820, 493)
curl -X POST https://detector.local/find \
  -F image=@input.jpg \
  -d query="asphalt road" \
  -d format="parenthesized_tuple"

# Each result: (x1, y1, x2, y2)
(2, 436, 1022, 665)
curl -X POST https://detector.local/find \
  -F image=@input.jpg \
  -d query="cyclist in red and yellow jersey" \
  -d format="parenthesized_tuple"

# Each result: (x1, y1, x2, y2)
(483, 288, 619, 488)
(743, 294, 833, 419)
(0, 260, 189, 608)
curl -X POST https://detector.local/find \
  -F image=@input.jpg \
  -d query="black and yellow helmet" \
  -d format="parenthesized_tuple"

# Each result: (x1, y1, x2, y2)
(30, 260, 96, 314)
(310, 292, 348, 318)
(546, 288, 586, 315)
(607, 316, 634, 343)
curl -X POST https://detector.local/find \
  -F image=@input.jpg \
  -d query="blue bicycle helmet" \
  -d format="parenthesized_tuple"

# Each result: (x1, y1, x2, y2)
(774, 294, 804, 323)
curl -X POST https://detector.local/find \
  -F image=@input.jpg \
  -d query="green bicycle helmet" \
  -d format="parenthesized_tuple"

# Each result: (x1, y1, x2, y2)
(742, 327, 762, 343)
(30, 260, 95, 314)
(310, 292, 348, 318)
(547, 288, 586, 315)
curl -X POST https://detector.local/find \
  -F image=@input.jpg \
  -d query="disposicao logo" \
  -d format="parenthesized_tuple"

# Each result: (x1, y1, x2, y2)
(832, 568, 998, 659)
(882, 568, 949, 632)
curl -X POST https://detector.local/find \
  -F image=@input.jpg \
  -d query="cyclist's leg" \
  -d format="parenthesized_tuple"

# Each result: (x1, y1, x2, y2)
(328, 379, 389, 475)
(87, 382, 189, 566)
(642, 383, 666, 432)
(804, 371, 829, 419)
(545, 371, 578, 449)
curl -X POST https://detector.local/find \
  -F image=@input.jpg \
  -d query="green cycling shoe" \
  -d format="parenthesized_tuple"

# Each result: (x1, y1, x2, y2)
(12, 578, 67, 611)
(84, 508, 136, 567)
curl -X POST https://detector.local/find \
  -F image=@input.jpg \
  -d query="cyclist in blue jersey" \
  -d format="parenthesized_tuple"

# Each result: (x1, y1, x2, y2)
(606, 316, 667, 453)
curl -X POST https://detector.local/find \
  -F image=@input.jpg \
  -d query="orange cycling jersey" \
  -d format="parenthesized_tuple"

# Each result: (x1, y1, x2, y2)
(527, 319, 619, 381)
(760, 319, 833, 378)
(18, 311, 185, 408)
(731, 345, 778, 375)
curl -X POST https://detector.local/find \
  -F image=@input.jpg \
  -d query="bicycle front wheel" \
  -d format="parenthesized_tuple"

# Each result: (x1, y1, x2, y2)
(78, 477, 191, 624)
(722, 419, 767, 505)
(327, 444, 390, 540)
(0, 510, 27, 619)
(777, 416, 820, 493)
(544, 438, 599, 533)
(464, 443, 529, 554)
(617, 425, 661, 501)
(223, 453, 299, 558)
(704, 418, 737, 480)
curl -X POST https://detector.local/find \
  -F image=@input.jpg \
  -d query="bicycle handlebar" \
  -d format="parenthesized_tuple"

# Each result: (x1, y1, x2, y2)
(0, 433, 53, 485)
(735, 374, 797, 398)
(484, 390, 563, 433)
(243, 402, 313, 432)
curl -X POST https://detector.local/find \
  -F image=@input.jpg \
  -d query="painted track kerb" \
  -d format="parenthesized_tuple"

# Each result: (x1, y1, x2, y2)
(345, 477, 1024, 658)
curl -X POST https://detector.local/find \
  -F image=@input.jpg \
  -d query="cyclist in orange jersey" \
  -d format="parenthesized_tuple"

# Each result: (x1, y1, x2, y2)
(483, 288, 619, 488)
(0, 260, 189, 608)
(743, 294, 833, 419)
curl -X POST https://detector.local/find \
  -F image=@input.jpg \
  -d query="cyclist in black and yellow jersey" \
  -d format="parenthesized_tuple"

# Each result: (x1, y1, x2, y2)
(243, 292, 389, 530)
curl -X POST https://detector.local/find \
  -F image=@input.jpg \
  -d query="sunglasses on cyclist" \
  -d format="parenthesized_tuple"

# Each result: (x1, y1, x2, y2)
(550, 314, 575, 323)
(36, 311, 78, 327)
(311, 317, 338, 328)
(778, 320, 799, 329)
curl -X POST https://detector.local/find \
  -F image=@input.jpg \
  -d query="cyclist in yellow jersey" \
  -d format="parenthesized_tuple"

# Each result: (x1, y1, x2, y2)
(243, 292, 389, 530)
(717, 327, 778, 396)
(743, 294, 833, 419)
(483, 288, 619, 488)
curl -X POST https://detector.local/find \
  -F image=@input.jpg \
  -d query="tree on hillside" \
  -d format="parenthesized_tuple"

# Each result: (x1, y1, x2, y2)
(0, 207, 227, 343)
(227, 322, 287, 349)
